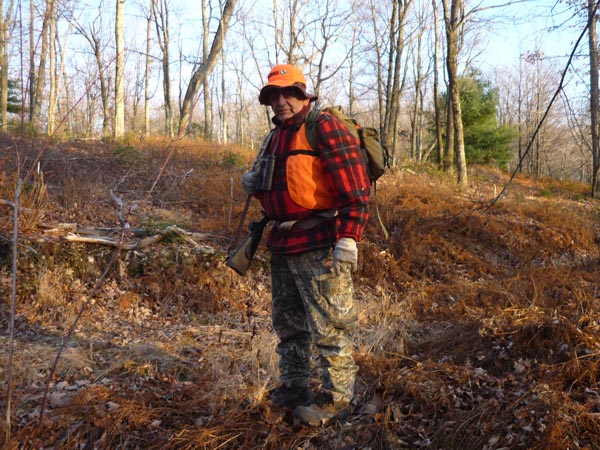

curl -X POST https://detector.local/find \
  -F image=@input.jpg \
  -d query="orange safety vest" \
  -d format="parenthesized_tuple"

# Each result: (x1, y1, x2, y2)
(285, 122, 337, 210)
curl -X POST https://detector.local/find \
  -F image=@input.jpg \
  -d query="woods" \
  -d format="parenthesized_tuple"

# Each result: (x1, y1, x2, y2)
(2, 1, 600, 448)
(0, 0, 595, 191)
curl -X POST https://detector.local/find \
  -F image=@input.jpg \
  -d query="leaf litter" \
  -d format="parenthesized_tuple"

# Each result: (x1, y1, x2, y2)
(0, 138, 599, 449)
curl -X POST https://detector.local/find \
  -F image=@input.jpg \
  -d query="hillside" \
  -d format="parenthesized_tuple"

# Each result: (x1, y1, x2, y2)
(1, 137, 600, 450)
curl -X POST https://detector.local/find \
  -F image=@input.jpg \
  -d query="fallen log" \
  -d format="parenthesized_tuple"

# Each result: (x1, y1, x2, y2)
(46, 224, 217, 254)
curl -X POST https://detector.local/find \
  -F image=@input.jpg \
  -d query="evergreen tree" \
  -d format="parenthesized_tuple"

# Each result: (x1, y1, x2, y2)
(439, 71, 516, 166)
(6, 79, 22, 115)
(459, 72, 516, 165)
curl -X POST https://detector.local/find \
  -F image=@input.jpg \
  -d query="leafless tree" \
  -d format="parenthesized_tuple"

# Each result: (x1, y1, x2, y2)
(0, 0, 14, 131)
(382, 0, 412, 166)
(47, 1, 56, 133)
(588, 0, 600, 196)
(114, 0, 125, 138)
(178, 0, 237, 138)
(442, 0, 468, 186)
(201, 0, 212, 140)
(145, 1, 152, 137)
(432, 0, 445, 167)
(73, 3, 111, 136)
(31, 0, 52, 130)
(152, 0, 174, 137)
(409, 1, 432, 162)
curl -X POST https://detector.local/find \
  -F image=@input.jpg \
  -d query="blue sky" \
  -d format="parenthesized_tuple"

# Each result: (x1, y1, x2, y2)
(477, 0, 585, 69)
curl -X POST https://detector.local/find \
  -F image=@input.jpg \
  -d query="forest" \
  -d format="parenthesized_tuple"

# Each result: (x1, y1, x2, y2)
(0, 0, 599, 189)
(1, 0, 600, 449)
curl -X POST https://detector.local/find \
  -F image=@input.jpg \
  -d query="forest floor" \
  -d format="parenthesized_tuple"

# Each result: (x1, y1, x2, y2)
(1, 136, 600, 450)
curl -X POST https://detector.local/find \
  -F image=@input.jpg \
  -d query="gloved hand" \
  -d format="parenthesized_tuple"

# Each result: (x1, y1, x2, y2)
(242, 171, 259, 195)
(333, 237, 358, 276)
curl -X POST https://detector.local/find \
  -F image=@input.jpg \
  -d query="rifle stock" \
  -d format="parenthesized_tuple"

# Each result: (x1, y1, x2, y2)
(226, 215, 270, 276)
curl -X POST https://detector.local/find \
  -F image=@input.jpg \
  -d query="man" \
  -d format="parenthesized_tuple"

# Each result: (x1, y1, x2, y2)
(242, 64, 370, 426)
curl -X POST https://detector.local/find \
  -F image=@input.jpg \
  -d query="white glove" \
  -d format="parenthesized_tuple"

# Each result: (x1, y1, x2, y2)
(242, 171, 259, 195)
(333, 237, 358, 276)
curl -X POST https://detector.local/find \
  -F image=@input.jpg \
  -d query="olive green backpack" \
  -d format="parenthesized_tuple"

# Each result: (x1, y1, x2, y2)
(305, 105, 390, 238)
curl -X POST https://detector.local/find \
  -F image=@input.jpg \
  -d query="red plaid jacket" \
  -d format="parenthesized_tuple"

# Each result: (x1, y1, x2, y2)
(255, 105, 370, 255)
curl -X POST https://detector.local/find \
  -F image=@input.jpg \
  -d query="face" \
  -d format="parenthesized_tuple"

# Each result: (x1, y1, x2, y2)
(268, 87, 310, 121)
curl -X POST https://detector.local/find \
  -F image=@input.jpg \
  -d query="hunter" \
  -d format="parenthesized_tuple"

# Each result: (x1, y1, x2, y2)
(242, 64, 370, 426)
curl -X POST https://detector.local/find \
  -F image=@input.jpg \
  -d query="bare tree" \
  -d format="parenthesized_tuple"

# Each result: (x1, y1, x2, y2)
(152, 0, 173, 137)
(366, 0, 386, 136)
(382, 0, 412, 166)
(73, 4, 111, 136)
(304, 0, 354, 97)
(588, 0, 600, 196)
(144, 0, 152, 137)
(178, 0, 236, 138)
(201, 0, 212, 140)
(31, 0, 52, 130)
(0, 0, 14, 132)
(442, 0, 467, 186)
(47, 0, 56, 133)
(409, 1, 432, 162)
(114, 0, 125, 138)
(432, 0, 445, 167)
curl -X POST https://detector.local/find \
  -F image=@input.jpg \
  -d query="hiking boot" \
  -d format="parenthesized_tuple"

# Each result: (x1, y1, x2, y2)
(292, 392, 350, 426)
(267, 384, 312, 409)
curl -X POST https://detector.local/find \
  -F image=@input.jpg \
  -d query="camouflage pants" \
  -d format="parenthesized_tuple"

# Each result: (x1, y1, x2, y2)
(270, 247, 359, 404)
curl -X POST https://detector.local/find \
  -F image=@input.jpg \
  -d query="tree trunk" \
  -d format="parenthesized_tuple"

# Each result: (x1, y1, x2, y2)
(178, 0, 236, 138)
(145, 3, 152, 137)
(29, 0, 34, 124)
(153, 0, 173, 137)
(443, 0, 468, 186)
(220, 50, 227, 144)
(589, 0, 599, 197)
(47, 1, 56, 134)
(202, 0, 211, 140)
(114, 0, 125, 139)
(432, 0, 444, 167)
(0, 0, 14, 132)
(383, 0, 411, 166)
(368, 0, 385, 146)
(410, 14, 425, 162)
(32, 0, 51, 130)
(445, 97, 455, 174)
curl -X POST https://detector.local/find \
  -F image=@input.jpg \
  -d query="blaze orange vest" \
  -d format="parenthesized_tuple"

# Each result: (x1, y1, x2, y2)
(285, 122, 336, 210)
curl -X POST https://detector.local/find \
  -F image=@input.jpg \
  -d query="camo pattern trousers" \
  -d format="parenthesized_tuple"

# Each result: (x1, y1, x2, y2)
(270, 247, 359, 404)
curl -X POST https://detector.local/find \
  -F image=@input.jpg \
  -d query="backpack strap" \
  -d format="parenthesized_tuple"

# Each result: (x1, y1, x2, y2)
(371, 182, 389, 240)
(304, 107, 321, 151)
(304, 106, 389, 240)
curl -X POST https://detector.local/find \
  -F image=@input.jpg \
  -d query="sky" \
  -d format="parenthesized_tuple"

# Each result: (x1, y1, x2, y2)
(477, 0, 585, 69)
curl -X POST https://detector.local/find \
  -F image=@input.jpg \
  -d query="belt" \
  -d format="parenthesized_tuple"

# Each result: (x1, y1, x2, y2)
(275, 209, 338, 231)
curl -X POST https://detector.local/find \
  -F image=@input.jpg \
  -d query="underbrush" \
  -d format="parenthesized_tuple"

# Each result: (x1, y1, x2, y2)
(1, 138, 600, 449)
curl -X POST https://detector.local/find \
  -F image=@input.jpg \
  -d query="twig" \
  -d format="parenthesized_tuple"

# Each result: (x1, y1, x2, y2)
(0, 198, 15, 208)
(486, 1, 600, 210)
(110, 190, 130, 229)
(5, 178, 22, 449)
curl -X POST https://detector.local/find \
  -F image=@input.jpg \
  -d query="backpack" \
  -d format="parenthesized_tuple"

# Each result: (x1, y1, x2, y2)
(304, 105, 390, 183)
(304, 105, 390, 238)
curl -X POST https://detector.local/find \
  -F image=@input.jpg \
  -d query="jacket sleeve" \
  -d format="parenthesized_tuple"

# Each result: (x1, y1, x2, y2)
(315, 113, 370, 241)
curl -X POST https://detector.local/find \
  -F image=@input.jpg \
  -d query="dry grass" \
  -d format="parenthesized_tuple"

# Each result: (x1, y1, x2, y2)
(1, 137, 600, 449)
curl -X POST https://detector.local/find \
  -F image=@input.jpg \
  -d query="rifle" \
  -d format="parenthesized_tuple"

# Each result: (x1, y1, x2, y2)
(226, 209, 270, 276)
(226, 130, 275, 275)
